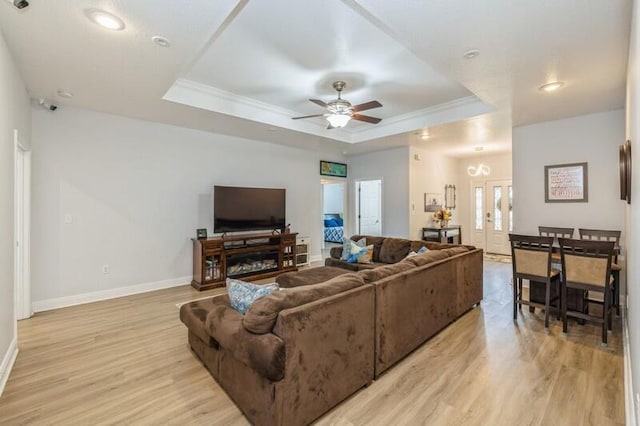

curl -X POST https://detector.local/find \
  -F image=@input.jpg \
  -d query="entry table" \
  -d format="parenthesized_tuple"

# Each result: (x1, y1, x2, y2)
(422, 225, 462, 244)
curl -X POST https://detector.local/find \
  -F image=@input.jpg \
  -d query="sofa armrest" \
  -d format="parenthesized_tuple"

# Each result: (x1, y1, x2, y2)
(329, 246, 343, 259)
(272, 285, 374, 426)
(205, 302, 285, 381)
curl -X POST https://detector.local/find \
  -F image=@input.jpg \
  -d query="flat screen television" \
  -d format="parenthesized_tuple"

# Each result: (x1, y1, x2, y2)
(214, 186, 286, 233)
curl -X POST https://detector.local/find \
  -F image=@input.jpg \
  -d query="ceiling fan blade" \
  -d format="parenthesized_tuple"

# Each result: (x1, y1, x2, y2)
(352, 100, 382, 112)
(309, 99, 328, 108)
(292, 114, 325, 120)
(352, 114, 382, 124)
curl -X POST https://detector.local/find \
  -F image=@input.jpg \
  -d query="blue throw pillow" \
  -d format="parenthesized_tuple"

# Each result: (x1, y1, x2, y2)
(327, 219, 339, 227)
(324, 219, 332, 227)
(227, 278, 279, 315)
(341, 237, 366, 260)
(417, 246, 428, 254)
(335, 217, 344, 226)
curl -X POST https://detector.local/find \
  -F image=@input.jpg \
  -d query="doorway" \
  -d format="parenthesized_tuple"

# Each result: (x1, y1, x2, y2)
(470, 179, 512, 255)
(321, 179, 346, 250)
(14, 130, 31, 320)
(356, 179, 382, 236)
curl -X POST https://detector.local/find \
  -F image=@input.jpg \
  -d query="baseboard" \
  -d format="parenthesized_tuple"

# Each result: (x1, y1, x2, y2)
(310, 255, 323, 264)
(0, 336, 18, 398)
(623, 309, 638, 426)
(32, 275, 192, 312)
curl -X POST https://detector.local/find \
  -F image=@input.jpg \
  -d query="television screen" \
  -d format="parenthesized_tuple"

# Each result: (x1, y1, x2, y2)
(214, 186, 286, 233)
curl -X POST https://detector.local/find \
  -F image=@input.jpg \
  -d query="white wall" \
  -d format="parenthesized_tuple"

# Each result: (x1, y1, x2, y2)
(322, 183, 344, 214)
(348, 147, 410, 238)
(0, 28, 31, 393)
(408, 146, 459, 241)
(512, 110, 625, 236)
(31, 107, 343, 304)
(626, 0, 640, 421)
(457, 152, 512, 243)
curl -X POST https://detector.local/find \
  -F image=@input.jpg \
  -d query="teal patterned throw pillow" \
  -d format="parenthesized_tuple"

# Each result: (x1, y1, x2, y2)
(227, 278, 279, 315)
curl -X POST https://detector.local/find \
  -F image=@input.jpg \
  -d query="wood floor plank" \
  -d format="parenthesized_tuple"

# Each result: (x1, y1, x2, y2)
(0, 261, 624, 425)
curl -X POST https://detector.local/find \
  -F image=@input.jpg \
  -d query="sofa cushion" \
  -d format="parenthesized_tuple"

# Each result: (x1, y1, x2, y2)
(378, 238, 412, 263)
(325, 257, 361, 271)
(204, 297, 286, 381)
(227, 278, 279, 314)
(179, 296, 225, 347)
(329, 246, 343, 259)
(440, 246, 470, 257)
(276, 266, 349, 288)
(405, 250, 449, 267)
(243, 273, 365, 334)
(409, 241, 429, 253)
(357, 260, 415, 283)
(423, 241, 477, 251)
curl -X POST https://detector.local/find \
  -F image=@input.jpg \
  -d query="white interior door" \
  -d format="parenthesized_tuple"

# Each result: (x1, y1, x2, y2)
(470, 182, 486, 249)
(357, 179, 382, 236)
(485, 180, 512, 254)
(14, 131, 31, 320)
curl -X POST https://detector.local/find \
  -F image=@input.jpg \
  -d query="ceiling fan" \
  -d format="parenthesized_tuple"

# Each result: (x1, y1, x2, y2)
(292, 81, 382, 129)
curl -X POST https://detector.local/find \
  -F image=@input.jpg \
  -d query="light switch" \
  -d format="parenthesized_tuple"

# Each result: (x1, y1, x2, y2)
(64, 214, 73, 224)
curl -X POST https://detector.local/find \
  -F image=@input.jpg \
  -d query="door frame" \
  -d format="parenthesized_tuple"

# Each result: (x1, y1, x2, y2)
(14, 130, 31, 321)
(355, 178, 383, 236)
(320, 178, 348, 249)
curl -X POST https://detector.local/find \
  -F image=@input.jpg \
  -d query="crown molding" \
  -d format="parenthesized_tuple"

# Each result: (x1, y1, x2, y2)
(164, 79, 492, 144)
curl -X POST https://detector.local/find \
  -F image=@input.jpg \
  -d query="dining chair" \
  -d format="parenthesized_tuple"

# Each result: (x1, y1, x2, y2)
(509, 234, 561, 328)
(559, 238, 615, 346)
(578, 229, 622, 315)
(538, 226, 574, 263)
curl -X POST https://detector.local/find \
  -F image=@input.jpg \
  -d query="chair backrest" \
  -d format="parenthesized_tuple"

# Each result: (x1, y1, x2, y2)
(578, 228, 621, 244)
(509, 234, 554, 280)
(558, 238, 614, 287)
(578, 229, 621, 261)
(539, 226, 574, 241)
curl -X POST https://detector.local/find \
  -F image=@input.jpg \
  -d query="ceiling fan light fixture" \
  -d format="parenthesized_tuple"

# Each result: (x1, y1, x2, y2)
(539, 81, 565, 93)
(326, 114, 351, 128)
(86, 9, 126, 31)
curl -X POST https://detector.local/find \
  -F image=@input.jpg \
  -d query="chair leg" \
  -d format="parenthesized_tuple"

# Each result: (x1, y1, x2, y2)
(608, 287, 613, 331)
(602, 285, 609, 346)
(612, 270, 620, 316)
(513, 277, 518, 321)
(562, 282, 568, 335)
(544, 280, 551, 329)
(556, 280, 561, 320)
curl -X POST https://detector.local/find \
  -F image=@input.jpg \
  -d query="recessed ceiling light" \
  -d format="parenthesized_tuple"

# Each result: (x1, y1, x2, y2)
(474, 146, 484, 152)
(152, 36, 171, 47)
(420, 134, 430, 140)
(56, 90, 73, 99)
(86, 9, 125, 31)
(539, 81, 565, 93)
(463, 49, 480, 59)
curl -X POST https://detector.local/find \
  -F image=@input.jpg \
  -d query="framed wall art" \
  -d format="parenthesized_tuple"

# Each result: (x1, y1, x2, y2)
(320, 161, 347, 178)
(424, 193, 442, 212)
(544, 162, 588, 203)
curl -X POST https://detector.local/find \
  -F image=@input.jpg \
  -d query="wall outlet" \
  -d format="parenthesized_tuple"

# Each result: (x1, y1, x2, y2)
(102, 265, 110, 274)
(64, 214, 73, 224)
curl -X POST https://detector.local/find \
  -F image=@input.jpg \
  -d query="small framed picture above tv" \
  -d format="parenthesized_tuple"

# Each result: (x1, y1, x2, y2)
(320, 160, 347, 178)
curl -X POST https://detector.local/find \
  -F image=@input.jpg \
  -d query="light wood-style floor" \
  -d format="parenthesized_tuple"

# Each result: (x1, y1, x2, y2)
(0, 261, 624, 425)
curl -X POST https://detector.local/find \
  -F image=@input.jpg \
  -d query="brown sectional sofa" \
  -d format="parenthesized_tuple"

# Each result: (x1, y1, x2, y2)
(179, 235, 483, 425)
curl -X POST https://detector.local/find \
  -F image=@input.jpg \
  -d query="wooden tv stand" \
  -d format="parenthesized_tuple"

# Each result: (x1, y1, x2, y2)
(191, 232, 298, 291)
